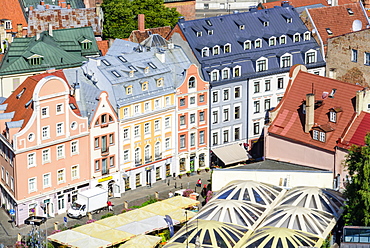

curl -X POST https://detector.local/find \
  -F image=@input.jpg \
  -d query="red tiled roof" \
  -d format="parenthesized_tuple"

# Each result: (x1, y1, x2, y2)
(307, 2, 369, 45)
(263, 0, 353, 9)
(337, 112, 370, 148)
(3, 70, 80, 130)
(97, 40, 109, 56)
(0, 0, 28, 33)
(128, 27, 172, 43)
(269, 67, 363, 152)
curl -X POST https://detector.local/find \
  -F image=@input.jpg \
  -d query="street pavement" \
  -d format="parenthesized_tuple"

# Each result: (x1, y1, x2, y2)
(0, 171, 212, 247)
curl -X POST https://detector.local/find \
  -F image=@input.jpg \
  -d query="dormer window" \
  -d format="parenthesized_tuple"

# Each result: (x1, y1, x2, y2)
(244, 40, 251, 50)
(263, 21, 269, 27)
(141, 82, 148, 91)
(280, 35, 286, 45)
(222, 68, 230, 80)
(80, 39, 92, 50)
(126, 86, 132, 95)
(312, 129, 326, 142)
(280, 53, 292, 68)
(4, 20, 12, 30)
(233, 66, 241, 77)
(156, 78, 164, 87)
(304, 32, 311, 41)
(294, 33, 300, 42)
(213, 46, 220, 55)
(208, 30, 213, 35)
(202, 47, 209, 57)
(269, 37, 276, 46)
(305, 49, 317, 64)
(28, 54, 43, 65)
(329, 111, 337, 122)
(347, 8, 354, 15)
(286, 18, 292, 23)
(255, 39, 262, 48)
(211, 70, 219, 82)
(256, 57, 268, 72)
(239, 25, 245, 30)
(326, 28, 333, 35)
(196, 31, 202, 37)
(224, 44, 231, 53)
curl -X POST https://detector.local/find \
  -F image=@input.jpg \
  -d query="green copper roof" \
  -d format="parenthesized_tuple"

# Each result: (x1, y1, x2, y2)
(0, 27, 99, 76)
(21, 0, 85, 9)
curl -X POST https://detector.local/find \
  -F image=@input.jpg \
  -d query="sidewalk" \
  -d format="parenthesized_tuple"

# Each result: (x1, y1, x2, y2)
(0, 171, 212, 247)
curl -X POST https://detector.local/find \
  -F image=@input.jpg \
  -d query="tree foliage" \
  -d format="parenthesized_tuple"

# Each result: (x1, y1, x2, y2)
(102, 0, 180, 39)
(343, 133, 370, 226)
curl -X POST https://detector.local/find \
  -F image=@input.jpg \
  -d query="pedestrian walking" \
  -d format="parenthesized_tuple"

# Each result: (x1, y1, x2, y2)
(107, 200, 113, 211)
(201, 184, 208, 199)
(168, 191, 174, 198)
(196, 178, 202, 187)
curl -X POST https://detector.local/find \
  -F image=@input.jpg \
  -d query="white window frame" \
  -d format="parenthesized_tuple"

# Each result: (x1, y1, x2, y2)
(165, 138, 170, 149)
(56, 103, 64, 114)
(155, 99, 161, 109)
(352, 49, 358, 62)
(144, 102, 150, 111)
(42, 149, 50, 164)
(224, 43, 231, 53)
(71, 165, 79, 180)
(280, 35, 286, 45)
(190, 133, 195, 147)
(313, 130, 319, 140)
(213, 46, 220, 55)
(255, 39, 262, 48)
(42, 126, 50, 140)
(305, 49, 317, 64)
(57, 145, 65, 159)
(269, 37, 276, 46)
(329, 111, 337, 123)
(180, 135, 186, 149)
(213, 110, 219, 124)
(57, 169, 65, 184)
(28, 153, 36, 168)
(211, 70, 219, 82)
(71, 141, 79, 155)
(190, 113, 195, 124)
(165, 117, 170, 128)
(222, 68, 230, 80)
(365, 52, 370, 65)
(280, 53, 292, 68)
(56, 122, 64, 136)
(293, 33, 300, 42)
(233, 66, 241, 77)
(244, 40, 251, 50)
(200, 131, 205, 144)
(256, 57, 268, 72)
(154, 120, 160, 131)
(319, 132, 326, 142)
(134, 105, 140, 114)
(202, 47, 209, 57)
(124, 150, 129, 161)
(28, 177, 37, 193)
(165, 96, 170, 106)
(223, 108, 229, 122)
(134, 125, 140, 136)
(212, 131, 219, 145)
(223, 129, 229, 143)
(43, 173, 51, 189)
(144, 123, 150, 134)
(123, 128, 129, 139)
(304, 31, 311, 41)
(124, 107, 129, 117)
(41, 107, 49, 118)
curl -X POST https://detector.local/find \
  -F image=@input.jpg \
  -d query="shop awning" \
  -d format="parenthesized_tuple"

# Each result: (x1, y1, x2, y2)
(212, 143, 249, 165)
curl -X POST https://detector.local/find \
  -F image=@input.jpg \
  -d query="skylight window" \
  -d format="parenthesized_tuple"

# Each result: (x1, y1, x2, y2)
(101, 59, 111, 66)
(128, 66, 138, 72)
(16, 88, 26, 99)
(148, 62, 157, 69)
(326, 28, 333, 35)
(69, 103, 77, 110)
(118, 56, 127, 63)
(347, 8, 354, 15)
(111, 70, 121, 78)
(205, 19, 212, 26)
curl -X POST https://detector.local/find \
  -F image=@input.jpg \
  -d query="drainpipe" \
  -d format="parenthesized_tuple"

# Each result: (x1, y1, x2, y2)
(246, 78, 249, 150)
(306, 9, 326, 62)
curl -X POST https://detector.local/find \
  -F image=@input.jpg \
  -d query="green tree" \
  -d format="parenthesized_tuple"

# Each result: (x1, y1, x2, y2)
(343, 133, 370, 226)
(102, 0, 180, 39)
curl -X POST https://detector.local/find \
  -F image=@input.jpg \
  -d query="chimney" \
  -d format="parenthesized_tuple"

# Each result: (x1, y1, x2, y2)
(40, 0, 44, 5)
(305, 94, 315, 133)
(138, 14, 145, 32)
(17, 24, 22, 38)
(36, 32, 40, 40)
(96, 3, 101, 16)
(356, 90, 364, 114)
(48, 23, 53, 36)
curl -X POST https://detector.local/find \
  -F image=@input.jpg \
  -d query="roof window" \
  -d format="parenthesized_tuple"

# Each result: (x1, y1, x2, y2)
(347, 8, 354, 15)
(69, 103, 77, 110)
(205, 19, 213, 26)
(16, 88, 26, 99)
(111, 70, 121, 78)
(101, 59, 111, 66)
(326, 28, 333, 35)
(118, 56, 127, 63)
(148, 62, 157, 69)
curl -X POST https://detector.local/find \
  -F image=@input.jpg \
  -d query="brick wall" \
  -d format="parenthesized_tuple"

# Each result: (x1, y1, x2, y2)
(165, 1, 196, 21)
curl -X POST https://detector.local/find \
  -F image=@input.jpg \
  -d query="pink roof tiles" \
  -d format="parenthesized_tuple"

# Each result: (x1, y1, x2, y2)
(269, 66, 363, 152)
(0, 0, 28, 33)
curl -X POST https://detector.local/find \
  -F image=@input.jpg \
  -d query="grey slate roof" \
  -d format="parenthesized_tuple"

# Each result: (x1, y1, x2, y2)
(82, 38, 192, 110)
(176, 4, 325, 83)
(22, 0, 85, 9)
(63, 68, 103, 123)
(6, 120, 24, 129)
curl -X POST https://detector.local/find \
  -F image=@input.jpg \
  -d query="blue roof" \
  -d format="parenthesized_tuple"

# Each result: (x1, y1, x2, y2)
(82, 38, 192, 109)
(177, 4, 325, 83)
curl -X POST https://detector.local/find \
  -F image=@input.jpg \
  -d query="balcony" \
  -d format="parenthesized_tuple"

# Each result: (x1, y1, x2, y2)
(145, 156, 152, 164)
(135, 159, 142, 166)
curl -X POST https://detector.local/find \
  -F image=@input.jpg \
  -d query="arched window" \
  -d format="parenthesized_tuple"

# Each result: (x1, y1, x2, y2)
(256, 57, 268, 72)
(135, 148, 140, 165)
(145, 145, 151, 162)
(188, 76, 196, 88)
(202, 47, 209, 57)
(155, 142, 161, 159)
(280, 53, 292, 68)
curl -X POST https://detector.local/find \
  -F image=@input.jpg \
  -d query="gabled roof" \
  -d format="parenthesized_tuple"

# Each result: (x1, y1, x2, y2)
(97, 40, 109, 56)
(128, 26, 172, 44)
(28, 8, 102, 36)
(305, 2, 369, 46)
(262, 0, 353, 10)
(0, 27, 99, 76)
(0, 0, 28, 33)
(268, 66, 363, 152)
(337, 111, 370, 149)
(1, 70, 81, 130)
(21, 0, 85, 9)
(173, 4, 324, 82)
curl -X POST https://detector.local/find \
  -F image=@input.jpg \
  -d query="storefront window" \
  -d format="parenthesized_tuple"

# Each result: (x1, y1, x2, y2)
(125, 177, 130, 190)
(180, 158, 186, 172)
(136, 174, 141, 187)
(166, 164, 171, 177)
(156, 167, 161, 181)
(199, 153, 205, 167)
(29, 203, 37, 216)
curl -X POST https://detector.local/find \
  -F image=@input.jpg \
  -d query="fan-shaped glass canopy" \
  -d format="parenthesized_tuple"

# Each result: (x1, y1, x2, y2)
(190, 199, 267, 230)
(165, 219, 250, 248)
(210, 180, 285, 207)
(259, 205, 336, 239)
(236, 226, 323, 248)
(275, 186, 345, 219)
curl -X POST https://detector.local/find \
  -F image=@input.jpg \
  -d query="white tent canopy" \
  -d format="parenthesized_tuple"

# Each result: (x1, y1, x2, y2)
(212, 143, 249, 165)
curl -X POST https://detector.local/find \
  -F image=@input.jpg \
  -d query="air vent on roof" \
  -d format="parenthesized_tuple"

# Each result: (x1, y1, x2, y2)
(329, 89, 337, 98)
(347, 8, 354, 15)
(101, 59, 111, 66)
(16, 88, 26, 99)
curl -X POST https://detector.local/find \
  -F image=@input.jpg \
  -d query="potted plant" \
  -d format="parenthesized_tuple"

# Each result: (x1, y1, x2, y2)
(197, 168, 201, 174)
(186, 171, 191, 177)
(178, 174, 183, 179)
(205, 167, 210, 172)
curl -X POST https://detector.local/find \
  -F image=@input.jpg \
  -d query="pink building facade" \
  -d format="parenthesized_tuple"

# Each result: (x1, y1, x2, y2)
(176, 64, 209, 174)
(0, 71, 90, 225)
